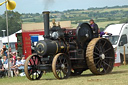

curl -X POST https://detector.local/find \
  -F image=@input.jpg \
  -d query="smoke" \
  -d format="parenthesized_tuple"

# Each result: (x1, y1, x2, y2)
(43, 0, 55, 10)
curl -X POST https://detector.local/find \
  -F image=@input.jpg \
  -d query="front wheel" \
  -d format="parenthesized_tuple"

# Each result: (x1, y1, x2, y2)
(52, 53, 71, 79)
(24, 54, 43, 80)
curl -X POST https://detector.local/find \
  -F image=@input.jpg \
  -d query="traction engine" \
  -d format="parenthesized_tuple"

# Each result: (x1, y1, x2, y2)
(24, 11, 115, 80)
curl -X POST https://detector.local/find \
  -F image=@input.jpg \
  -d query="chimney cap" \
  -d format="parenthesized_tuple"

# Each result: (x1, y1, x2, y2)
(43, 11, 50, 14)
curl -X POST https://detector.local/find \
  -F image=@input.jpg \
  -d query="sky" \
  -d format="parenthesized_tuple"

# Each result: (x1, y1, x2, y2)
(0, 0, 128, 14)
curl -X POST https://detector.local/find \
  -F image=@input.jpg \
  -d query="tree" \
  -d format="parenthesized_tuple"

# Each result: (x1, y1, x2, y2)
(0, 11, 22, 37)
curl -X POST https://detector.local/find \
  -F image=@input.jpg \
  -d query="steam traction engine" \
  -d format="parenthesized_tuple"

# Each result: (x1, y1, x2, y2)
(24, 11, 115, 80)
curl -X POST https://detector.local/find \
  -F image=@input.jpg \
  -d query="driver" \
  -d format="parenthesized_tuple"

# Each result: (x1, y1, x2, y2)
(89, 19, 99, 38)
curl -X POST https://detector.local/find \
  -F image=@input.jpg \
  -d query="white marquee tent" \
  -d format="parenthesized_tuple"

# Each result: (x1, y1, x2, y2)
(2, 30, 22, 43)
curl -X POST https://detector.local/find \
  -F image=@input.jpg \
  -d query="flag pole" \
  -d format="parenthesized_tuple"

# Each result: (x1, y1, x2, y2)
(5, 0, 11, 77)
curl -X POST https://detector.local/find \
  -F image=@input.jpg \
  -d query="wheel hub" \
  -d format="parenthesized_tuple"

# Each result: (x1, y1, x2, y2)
(100, 54, 105, 60)
(61, 64, 65, 69)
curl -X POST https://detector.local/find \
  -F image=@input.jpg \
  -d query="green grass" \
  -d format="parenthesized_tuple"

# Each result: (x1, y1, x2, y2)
(0, 65, 128, 85)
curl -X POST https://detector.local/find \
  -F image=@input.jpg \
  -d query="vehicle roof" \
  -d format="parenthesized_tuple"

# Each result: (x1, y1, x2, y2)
(104, 23, 128, 35)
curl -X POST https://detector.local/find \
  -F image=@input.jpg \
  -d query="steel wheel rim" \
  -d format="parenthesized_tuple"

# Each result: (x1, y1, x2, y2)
(24, 54, 43, 80)
(86, 38, 115, 75)
(52, 53, 71, 79)
(94, 39, 114, 74)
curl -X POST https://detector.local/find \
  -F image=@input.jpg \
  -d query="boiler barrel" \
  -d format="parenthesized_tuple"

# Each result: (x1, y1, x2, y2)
(35, 40, 68, 56)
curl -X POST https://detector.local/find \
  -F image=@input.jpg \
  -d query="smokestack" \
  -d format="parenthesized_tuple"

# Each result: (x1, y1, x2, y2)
(43, 11, 50, 38)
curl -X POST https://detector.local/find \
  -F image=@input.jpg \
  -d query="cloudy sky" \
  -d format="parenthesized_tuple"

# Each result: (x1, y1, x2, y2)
(0, 0, 128, 14)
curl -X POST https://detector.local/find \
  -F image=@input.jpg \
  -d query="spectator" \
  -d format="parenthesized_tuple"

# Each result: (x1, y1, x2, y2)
(2, 54, 14, 77)
(3, 55, 14, 70)
(19, 56, 26, 76)
(18, 56, 26, 70)
(13, 56, 22, 76)
(1, 56, 7, 64)
(21, 56, 26, 65)
(15, 57, 22, 67)
(89, 19, 99, 38)
(6, 44, 8, 49)
(0, 56, 5, 77)
(1, 45, 7, 57)
(12, 52, 16, 65)
(9, 47, 12, 53)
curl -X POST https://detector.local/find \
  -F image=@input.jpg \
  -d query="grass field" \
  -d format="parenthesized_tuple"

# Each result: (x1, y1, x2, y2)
(0, 65, 128, 85)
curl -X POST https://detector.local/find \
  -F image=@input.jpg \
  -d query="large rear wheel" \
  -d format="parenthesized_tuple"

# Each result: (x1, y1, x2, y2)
(86, 38, 115, 75)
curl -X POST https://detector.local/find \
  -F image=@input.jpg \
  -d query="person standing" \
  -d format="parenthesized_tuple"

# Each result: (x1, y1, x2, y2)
(89, 19, 99, 38)
(1, 45, 7, 57)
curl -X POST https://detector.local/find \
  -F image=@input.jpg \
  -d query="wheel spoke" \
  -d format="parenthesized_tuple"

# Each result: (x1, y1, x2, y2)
(98, 60, 102, 72)
(96, 59, 101, 66)
(102, 61, 111, 68)
(102, 41, 107, 49)
(35, 71, 37, 79)
(59, 71, 62, 78)
(57, 70, 60, 76)
(33, 56, 36, 65)
(104, 48, 111, 53)
(63, 58, 66, 64)
(29, 71, 33, 76)
(94, 52, 100, 56)
(101, 65, 106, 73)
(36, 57, 39, 65)
(59, 56, 62, 64)
(29, 60, 32, 65)
(94, 57, 100, 60)
(98, 40, 102, 51)
(95, 46, 100, 52)
(32, 73, 34, 79)
(62, 71, 65, 77)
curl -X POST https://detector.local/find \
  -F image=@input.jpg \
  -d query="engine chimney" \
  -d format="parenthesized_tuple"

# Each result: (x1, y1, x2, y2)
(43, 11, 50, 38)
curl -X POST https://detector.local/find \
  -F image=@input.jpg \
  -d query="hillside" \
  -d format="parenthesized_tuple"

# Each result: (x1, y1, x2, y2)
(21, 5, 128, 31)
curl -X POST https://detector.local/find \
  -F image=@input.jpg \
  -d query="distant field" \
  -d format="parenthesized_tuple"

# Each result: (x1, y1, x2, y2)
(97, 21, 120, 28)
(71, 20, 120, 29)
(100, 8, 128, 12)
(0, 65, 128, 85)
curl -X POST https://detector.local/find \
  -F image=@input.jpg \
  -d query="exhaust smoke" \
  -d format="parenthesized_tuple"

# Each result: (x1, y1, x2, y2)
(43, 0, 55, 10)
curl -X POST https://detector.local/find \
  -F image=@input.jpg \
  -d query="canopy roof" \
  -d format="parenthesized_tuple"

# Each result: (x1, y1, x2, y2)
(2, 30, 22, 43)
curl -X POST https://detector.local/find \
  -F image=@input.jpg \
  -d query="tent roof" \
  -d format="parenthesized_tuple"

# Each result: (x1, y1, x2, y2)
(2, 30, 22, 43)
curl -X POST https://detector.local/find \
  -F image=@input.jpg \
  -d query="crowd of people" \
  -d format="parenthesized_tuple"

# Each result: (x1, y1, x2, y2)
(0, 45, 25, 77)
